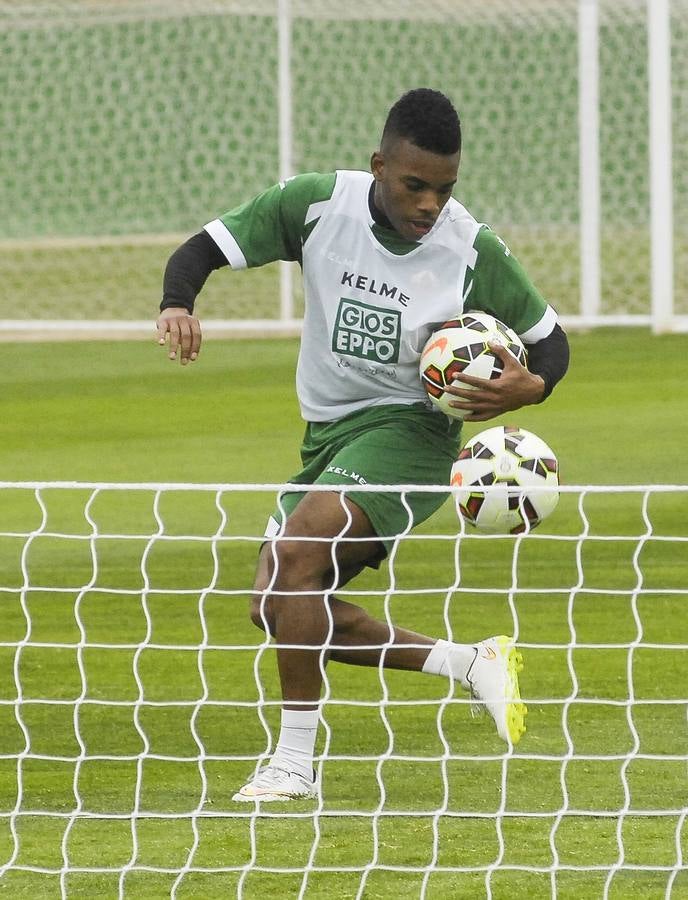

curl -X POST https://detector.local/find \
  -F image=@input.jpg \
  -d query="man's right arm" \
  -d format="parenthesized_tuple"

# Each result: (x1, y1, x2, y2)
(157, 173, 336, 364)
(161, 230, 228, 314)
(157, 230, 227, 364)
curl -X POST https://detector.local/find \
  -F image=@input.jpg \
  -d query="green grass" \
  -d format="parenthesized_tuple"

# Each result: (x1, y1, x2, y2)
(0, 331, 687, 898)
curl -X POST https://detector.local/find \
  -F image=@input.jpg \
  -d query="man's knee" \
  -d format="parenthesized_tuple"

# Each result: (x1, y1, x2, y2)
(261, 537, 332, 591)
(249, 540, 320, 633)
(250, 591, 274, 633)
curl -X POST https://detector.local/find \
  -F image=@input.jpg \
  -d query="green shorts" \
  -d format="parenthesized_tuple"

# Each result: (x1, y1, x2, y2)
(267, 403, 461, 559)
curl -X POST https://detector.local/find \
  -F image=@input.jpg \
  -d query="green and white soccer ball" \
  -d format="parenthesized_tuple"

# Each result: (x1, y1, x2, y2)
(419, 311, 527, 419)
(451, 425, 560, 534)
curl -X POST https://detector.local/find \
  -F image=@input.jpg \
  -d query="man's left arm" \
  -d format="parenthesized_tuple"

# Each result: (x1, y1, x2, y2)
(524, 323, 570, 401)
(446, 324, 570, 422)
(446, 228, 570, 420)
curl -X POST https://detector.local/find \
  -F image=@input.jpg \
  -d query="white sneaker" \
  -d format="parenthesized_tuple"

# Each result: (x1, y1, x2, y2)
(464, 635, 527, 744)
(231, 765, 318, 803)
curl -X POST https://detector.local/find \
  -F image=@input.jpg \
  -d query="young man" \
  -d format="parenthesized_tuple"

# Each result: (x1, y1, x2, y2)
(157, 89, 569, 802)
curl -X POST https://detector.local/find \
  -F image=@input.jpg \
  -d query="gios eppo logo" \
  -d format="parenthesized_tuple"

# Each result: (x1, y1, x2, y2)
(332, 298, 401, 363)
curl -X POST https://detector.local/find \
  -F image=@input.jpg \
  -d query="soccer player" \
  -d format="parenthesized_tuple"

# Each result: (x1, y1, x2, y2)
(157, 88, 569, 802)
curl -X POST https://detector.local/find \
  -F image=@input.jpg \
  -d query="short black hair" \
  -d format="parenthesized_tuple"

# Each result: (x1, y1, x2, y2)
(381, 88, 461, 155)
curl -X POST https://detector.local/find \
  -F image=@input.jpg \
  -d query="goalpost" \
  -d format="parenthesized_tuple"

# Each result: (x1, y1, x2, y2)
(1, 0, 686, 336)
(0, 481, 686, 896)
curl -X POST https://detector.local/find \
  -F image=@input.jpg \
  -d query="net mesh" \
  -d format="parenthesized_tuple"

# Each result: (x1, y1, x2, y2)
(1, 1, 686, 324)
(0, 481, 686, 897)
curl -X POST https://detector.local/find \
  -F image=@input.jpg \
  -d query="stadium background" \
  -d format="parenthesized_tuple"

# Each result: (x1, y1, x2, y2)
(2, 0, 686, 325)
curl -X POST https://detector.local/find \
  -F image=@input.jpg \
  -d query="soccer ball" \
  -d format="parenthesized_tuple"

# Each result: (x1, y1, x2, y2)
(419, 311, 527, 419)
(451, 425, 559, 534)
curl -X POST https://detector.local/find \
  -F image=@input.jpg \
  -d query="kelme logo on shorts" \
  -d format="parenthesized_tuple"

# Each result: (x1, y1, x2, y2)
(332, 298, 401, 363)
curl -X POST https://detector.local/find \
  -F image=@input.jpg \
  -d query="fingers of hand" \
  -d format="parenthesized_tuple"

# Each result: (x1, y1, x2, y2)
(156, 316, 178, 358)
(167, 322, 182, 361)
(189, 323, 202, 361)
(156, 318, 170, 346)
(445, 374, 498, 402)
(181, 320, 202, 364)
(445, 349, 528, 418)
(177, 318, 195, 365)
(447, 389, 488, 414)
(449, 392, 500, 421)
(443, 374, 490, 393)
(489, 342, 524, 371)
(449, 398, 497, 417)
(446, 382, 503, 418)
(157, 316, 201, 364)
(463, 411, 496, 422)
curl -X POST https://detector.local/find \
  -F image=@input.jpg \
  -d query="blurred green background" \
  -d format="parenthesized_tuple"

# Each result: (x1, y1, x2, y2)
(2, 1, 686, 320)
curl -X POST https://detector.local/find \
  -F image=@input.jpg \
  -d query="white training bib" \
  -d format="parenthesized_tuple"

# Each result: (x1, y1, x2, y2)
(296, 171, 482, 421)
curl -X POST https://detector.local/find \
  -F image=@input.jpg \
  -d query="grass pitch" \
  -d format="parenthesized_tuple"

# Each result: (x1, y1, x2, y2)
(0, 330, 687, 899)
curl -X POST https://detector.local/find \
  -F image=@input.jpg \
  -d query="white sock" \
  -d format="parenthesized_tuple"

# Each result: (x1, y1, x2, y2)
(270, 708, 319, 781)
(422, 639, 478, 689)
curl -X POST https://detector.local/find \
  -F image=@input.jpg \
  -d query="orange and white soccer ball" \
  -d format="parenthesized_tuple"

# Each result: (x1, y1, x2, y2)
(419, 311, 527, 419)
(451, 425, 560, 534)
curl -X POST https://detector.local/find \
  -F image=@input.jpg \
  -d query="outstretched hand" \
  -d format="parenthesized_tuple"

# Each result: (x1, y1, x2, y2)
(156, 308, 202, 366)
(444, 342, 545, 422)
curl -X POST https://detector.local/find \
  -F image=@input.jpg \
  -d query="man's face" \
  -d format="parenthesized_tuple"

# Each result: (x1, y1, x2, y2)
(371, 137, 459, 242)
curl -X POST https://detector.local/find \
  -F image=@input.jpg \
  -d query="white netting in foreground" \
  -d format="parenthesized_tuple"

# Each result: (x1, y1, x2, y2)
(0, 482, 686, 898)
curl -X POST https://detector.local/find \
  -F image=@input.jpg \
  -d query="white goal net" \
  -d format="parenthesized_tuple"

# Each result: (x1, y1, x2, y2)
(0, 481, 686, 897)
